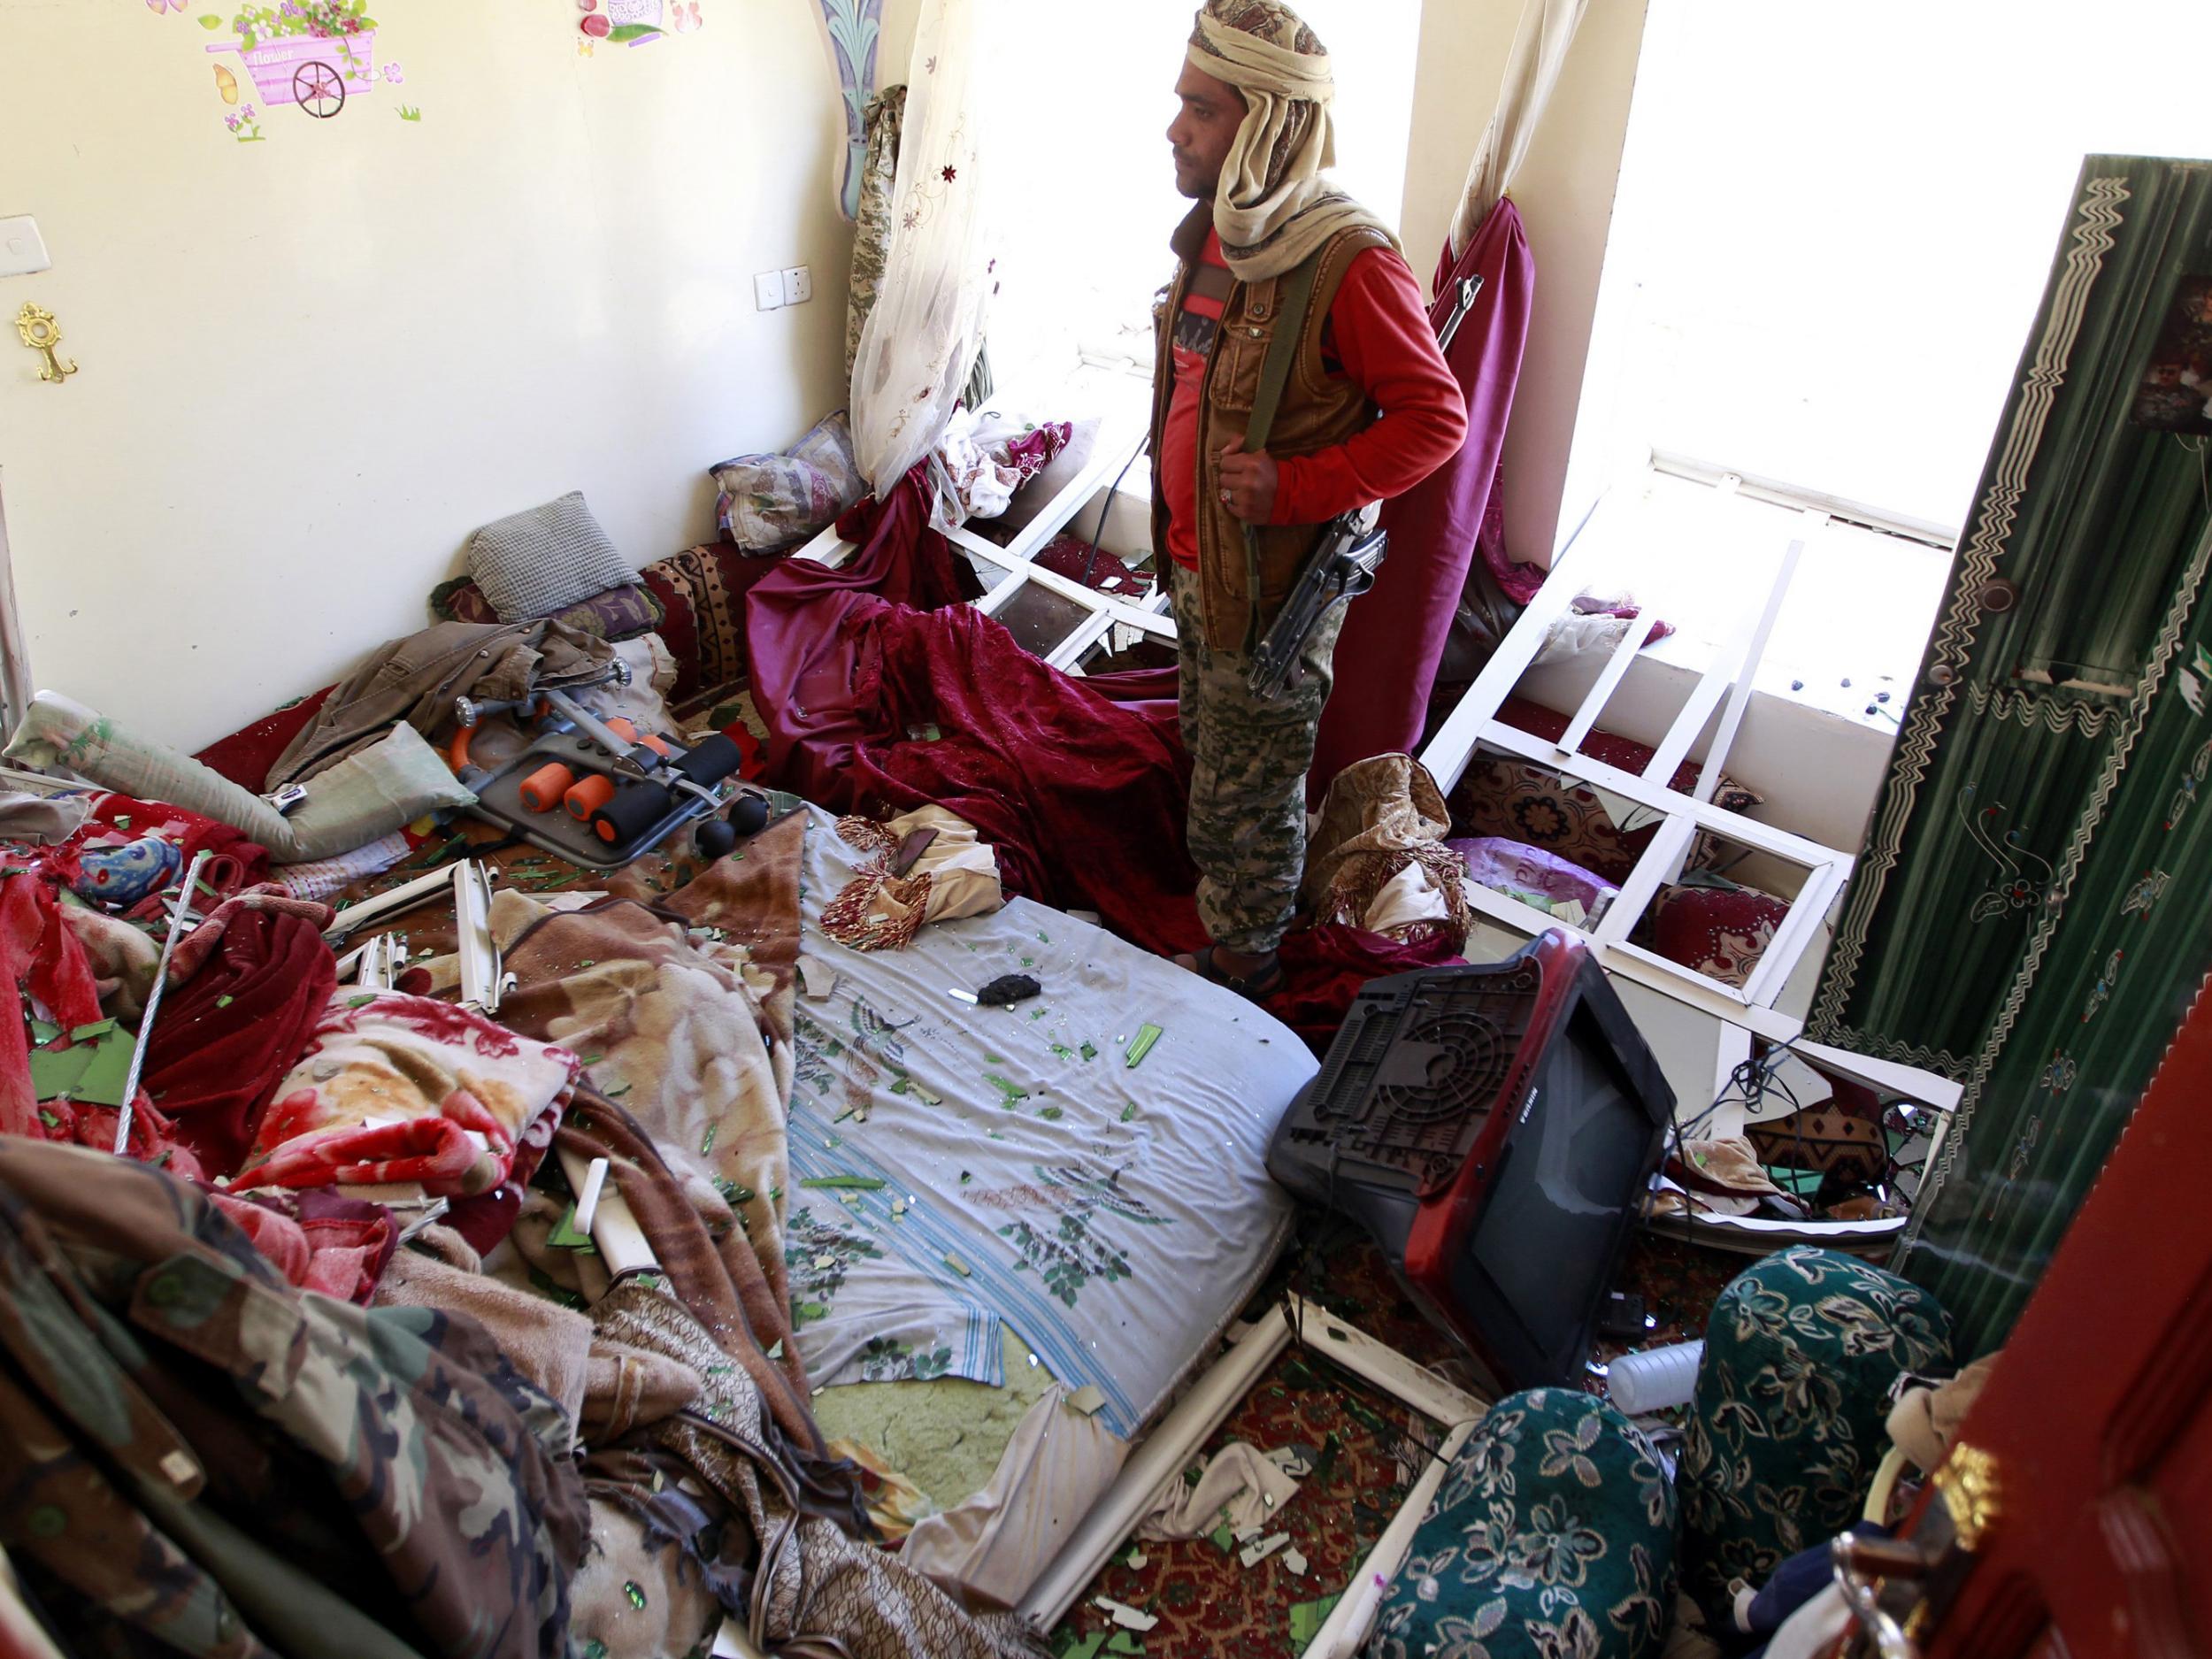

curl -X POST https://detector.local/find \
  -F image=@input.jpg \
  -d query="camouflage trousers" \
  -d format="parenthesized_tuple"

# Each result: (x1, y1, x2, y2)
(1170, 560, 1347, 956)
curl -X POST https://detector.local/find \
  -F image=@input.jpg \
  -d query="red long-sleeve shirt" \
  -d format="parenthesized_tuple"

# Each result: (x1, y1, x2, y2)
(1161, 231, 1467, 570)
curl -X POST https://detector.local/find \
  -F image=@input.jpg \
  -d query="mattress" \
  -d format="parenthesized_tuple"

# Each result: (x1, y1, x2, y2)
(785, 810, 1313, 1443)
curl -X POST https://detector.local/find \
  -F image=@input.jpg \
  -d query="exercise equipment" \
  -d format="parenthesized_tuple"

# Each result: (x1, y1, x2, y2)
(445, 672, 766, 871)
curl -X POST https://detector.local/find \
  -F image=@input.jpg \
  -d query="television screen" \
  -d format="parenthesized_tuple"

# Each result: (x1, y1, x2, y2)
(1267, 931, 1673, 1393)
(1454, 1008, 1659, 1384)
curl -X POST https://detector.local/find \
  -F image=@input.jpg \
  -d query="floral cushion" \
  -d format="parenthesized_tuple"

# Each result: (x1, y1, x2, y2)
(710, 410, 865, 553)
(1639, 879, 1792, 988)
(1678, 1247, 1953, 1624)
(429, 575, 664, 641)
(1449, 697, 1765, 884)
(1371, 1388, 1678, 1659)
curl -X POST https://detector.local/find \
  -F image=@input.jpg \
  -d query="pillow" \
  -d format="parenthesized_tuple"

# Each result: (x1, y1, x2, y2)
(1450, 835, 1619, 920)
(429, 574, 664, 641)
(1371, 1388, 1678, 1659)
(6, 693, 472, 864)
(1678, 1248, 1952, 1623)
(711, 411, 864, 554)
(465, 491, 636, 623)
(1638, 879, 1792, 987)
(1448, 696, 1766, 883)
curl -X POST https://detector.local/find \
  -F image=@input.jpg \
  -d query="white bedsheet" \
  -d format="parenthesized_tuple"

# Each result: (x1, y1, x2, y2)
(786, 810, 1310, 1439)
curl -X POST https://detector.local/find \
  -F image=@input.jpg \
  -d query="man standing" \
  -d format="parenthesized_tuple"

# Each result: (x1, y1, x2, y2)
(1156, 0, 1466, 996)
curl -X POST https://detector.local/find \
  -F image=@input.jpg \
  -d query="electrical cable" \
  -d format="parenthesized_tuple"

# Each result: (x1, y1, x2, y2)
(1079, 439, 1150, 594)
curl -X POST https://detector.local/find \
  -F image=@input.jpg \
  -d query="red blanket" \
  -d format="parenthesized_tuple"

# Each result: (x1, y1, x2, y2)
(743, 503, 1461, 1049)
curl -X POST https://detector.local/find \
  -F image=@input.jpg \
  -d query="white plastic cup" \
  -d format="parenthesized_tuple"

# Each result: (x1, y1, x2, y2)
(1606, 1339, 1705, 1416)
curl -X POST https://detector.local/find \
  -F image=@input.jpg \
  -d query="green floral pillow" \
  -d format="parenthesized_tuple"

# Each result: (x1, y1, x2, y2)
(1371, 1389, 1677, 1659)
(1678, 1246, 1953, 1623)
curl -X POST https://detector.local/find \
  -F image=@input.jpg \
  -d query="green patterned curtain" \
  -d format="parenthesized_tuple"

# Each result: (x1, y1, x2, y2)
(1809, 155, 2212, 1354)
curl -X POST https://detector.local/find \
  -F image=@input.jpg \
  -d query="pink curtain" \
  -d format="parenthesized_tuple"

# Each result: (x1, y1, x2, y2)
(1310, 197, 1535, 790)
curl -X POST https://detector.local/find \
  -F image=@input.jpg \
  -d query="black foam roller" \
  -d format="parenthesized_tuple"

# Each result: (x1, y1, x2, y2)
(589, 779, 674, 848)
(671, 734, 744, 788)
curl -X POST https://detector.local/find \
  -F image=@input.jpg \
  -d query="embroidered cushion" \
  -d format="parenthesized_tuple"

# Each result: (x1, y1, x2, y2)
(429, 575, 664, 641)
(1448, 698, 1766, 884)
(710, 410, 865, 553)
(465, 491, 637, 622)
(1371, 1388, 1678, 1659)
(1639, 879, 1792, 987)
(1678, 1247, 1953, 1623)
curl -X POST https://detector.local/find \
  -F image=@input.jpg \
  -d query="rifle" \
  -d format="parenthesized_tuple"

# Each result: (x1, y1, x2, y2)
(1247, 504, 1388, 701)
(1237, 273, 1481, 700)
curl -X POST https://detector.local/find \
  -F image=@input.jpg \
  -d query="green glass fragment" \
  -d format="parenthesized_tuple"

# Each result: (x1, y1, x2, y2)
(623, 1580, 647, 1609)
(1125, 1025, 1163, 1067)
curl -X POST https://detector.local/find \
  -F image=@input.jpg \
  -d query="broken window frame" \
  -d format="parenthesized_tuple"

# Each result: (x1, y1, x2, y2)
(795, 423, 1164, 671)
(1417, 489, 1865, 1042)
(1017, 1294, 1488, 1658)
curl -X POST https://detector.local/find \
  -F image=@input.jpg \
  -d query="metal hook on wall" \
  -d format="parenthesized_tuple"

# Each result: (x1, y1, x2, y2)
(15, 303, 77, 384)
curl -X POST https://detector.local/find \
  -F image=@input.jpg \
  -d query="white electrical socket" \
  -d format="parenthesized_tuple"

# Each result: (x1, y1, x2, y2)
(781, 265, 812, 305)
(753, 271, 784, 312)
(0, 216, 51, 280)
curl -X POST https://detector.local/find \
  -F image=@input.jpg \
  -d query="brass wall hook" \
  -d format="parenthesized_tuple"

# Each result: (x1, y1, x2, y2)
(16, 304, 77, 384)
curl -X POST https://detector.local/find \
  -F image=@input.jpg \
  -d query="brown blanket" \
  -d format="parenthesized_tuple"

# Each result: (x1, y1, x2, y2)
(492, 811, 807, 1375)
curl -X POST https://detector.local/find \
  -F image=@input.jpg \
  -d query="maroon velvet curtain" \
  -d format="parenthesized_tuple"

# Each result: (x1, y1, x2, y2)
(1311, 197, 1536, 790)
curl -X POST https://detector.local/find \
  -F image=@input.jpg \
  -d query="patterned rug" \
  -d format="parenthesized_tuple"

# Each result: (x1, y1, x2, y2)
(1046, 1226, 1735, 1658)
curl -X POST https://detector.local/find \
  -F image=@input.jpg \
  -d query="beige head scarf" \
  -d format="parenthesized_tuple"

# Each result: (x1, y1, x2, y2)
(1186, 0, 1397, 281)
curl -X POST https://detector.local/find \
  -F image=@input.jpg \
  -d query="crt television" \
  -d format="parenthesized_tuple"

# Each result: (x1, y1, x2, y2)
(1266, 930, 1673, 1394)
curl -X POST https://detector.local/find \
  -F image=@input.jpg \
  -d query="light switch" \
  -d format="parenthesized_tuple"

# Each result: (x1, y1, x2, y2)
(753, 271, 784, 312)
(781, 265, 812, 305)
(0, 216, 51, 279)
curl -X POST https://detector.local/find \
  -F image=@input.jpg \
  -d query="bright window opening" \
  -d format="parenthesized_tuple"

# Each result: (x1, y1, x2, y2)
(978, 0, 1423, 403)
(1573, 0, 2212, 703)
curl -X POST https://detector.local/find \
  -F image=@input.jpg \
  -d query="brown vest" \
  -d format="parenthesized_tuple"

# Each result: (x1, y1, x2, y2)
(1149, 201, 1394, 650)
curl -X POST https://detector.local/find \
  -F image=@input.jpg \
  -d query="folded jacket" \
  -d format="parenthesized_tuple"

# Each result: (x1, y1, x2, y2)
(266, 617, 617, 789)
(240, 990, 579, 1197)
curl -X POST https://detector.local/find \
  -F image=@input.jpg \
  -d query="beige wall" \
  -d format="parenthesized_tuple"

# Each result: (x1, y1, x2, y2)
(1397, 0, 1651, 566)
(0, 0, 854, 749)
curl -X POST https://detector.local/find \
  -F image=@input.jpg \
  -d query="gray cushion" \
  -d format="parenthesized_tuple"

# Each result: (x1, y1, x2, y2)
(465, 491, 636, 622)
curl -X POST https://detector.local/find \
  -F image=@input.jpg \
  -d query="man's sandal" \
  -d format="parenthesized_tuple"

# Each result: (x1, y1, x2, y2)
(1176, 945, 1285, 1002)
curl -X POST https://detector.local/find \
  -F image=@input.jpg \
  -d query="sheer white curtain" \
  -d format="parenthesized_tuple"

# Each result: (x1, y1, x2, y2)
(1448, 0, 1588, 258)
(848, 0, 1002, 494)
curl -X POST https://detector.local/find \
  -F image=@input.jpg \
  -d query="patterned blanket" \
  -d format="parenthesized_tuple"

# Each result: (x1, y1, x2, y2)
(492, 810, 809, 1386)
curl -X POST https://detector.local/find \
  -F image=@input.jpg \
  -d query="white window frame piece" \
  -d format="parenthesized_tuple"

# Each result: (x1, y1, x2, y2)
(1018, 1294, 1487, 1658)
(794, 421, 1167, 671)
(1419, 497, 1856, 1029)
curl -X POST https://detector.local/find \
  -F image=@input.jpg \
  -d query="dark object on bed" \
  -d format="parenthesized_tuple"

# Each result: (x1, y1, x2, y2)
(975, 972, 1041, 1008)
(1266, 928, 1672, 1394)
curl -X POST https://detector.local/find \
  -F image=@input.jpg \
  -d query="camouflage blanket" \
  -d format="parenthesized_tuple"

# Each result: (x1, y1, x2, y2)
(491, 810, 806, 1327)
(0, 1137, 588, 1659)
